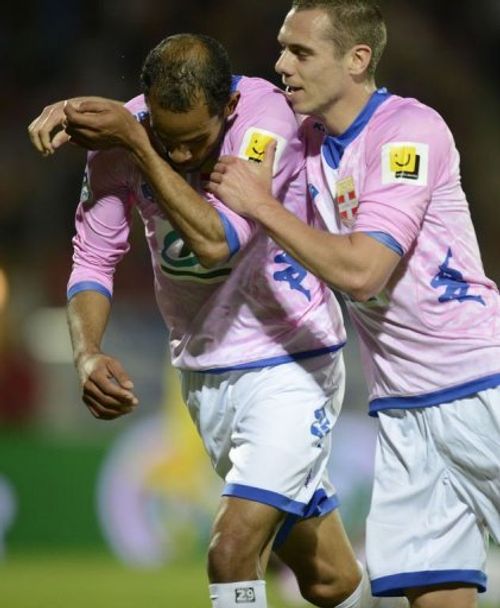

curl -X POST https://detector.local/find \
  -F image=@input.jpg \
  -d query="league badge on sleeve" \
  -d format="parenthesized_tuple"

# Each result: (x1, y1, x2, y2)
(336, 176, 359, 227)
(238, 128, 285, 173)
(381, 142, 429, 186)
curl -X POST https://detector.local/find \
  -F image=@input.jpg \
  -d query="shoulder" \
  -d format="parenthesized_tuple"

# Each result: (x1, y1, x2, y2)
(233, 76, 297, 123)
(368, 95, 451, 144)
(228, 76, 300, 148)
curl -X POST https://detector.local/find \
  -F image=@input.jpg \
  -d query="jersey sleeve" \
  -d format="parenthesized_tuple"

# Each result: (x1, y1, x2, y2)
(354, 103, 451, 254)
(203, 193, 257, 257)
(67, 148, 134, 300)
(208, 81, 306, 252)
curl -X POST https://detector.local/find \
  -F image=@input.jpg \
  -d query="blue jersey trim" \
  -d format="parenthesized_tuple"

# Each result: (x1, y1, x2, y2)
(231, 75, 243, 92)
(371, 569, 487, 597)
(364, 231, 404, 257)
(322, 88, 391, 169)
(273, 490, 340, 549)
(216, 211, 241, 257)
(203, 343, 346, 374)
(369, 373, 500, 416)
(67, 281, 112, 301)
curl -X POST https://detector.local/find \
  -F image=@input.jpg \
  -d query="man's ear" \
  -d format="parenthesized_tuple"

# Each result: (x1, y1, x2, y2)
(348, 44, 372, 77)
(224, 91, 241, 119)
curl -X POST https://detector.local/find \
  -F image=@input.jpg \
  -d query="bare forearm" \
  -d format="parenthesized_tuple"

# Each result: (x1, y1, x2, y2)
(131, 143, 229, 266)
(67, 291, 111, 365)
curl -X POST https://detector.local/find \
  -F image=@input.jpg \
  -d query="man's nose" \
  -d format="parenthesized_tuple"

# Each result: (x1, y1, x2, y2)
(275, 50, 292, 76)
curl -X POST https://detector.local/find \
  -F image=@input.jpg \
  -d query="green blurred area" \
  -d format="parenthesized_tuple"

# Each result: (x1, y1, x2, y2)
(0, 430, 107, 550)
(0, 552, 292, 608)
(0, 431, 497, 608)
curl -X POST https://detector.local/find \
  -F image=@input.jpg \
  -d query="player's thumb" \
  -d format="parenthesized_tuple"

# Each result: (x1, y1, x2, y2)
(107, 359, 134, 390)
(263, 139, 277, 173)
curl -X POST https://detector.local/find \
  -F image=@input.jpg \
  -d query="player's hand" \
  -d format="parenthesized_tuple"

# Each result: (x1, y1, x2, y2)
(76, 352, 139, 420)
(63, 99, 150, 152)
(28, 96, 109, 156)
(207, 140, 276, 218)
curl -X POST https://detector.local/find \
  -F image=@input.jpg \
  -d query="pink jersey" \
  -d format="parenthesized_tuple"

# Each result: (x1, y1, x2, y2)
(68, 76, 345, 371)
(305, 89, 500, 414)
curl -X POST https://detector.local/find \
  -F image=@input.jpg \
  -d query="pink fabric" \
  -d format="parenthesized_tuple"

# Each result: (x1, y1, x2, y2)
(306, 94, 500, 406)
(69, 77, 346, 370)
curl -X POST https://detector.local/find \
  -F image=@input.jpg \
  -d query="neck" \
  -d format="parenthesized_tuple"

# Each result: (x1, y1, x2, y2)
(321, 82, 377, 136)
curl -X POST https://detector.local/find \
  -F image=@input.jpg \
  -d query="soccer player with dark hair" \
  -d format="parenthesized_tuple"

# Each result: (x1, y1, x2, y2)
(29, 32, 407, 608)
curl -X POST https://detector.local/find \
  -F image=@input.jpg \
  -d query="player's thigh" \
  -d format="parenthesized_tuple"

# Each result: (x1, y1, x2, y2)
(210, 495, 284, 558)
(275, 509, 358, 584)
(405, 584, 477, 608)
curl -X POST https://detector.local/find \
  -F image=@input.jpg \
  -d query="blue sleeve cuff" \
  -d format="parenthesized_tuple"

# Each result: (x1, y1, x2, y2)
(231, 74, 243, 92)
(364, 231, 404, 257)
(217, 211, 241, 257)
(67, 281, 112, 301)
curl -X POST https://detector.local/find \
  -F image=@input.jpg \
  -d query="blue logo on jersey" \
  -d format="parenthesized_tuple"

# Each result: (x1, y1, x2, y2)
(273, 252, 311, 301)
(431, 248, 485, 306)
(311, 407, 331, 442)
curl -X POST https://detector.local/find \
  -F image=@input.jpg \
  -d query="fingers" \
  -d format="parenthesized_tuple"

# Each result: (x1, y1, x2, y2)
(205, 179, 219, 196)
(79, 355, 139, 421)
(82, 377, 137, 420)
(83, 392, 133, 420)
(263, 139, 277, 170)
(106, 359, 137, 396)
(208, 171, 223, 185)
(51, 129, 72, 150)
(28, 102, 67, 156)
(64, 102, 100, 128)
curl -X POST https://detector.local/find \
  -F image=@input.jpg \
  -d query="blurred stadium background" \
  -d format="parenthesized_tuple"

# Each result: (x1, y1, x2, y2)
(0, 1, 499, 606)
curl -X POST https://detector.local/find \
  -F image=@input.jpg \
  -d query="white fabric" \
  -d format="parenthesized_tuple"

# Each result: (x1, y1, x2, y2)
(367, 387, 500, 591)
(180, 352, 344, 511)
(209, 580, 266, 607)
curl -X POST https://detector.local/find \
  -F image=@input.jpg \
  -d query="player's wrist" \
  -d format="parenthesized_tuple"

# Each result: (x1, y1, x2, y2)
(129, 134, 158, 167)
(252, 193, 281, 222)
(74, 348, 102, 368)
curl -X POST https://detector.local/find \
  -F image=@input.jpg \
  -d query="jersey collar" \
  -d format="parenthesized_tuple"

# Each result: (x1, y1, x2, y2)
(322, 87, 391, 169)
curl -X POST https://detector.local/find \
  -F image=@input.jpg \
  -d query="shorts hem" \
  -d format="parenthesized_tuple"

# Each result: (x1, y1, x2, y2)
(371, 569, 488, 596)
(222, 483, 339, 518)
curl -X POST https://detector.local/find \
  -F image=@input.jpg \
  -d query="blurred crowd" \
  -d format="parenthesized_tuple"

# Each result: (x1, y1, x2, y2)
(0, 0, 499, 426)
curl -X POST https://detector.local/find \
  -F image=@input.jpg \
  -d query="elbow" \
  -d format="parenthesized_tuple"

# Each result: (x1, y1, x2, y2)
(337, 272, 385, 303)
(347, 286, 378, 303)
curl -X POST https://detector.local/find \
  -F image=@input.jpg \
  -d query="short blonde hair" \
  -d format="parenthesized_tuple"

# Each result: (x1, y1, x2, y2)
(291, 0, 387, 79)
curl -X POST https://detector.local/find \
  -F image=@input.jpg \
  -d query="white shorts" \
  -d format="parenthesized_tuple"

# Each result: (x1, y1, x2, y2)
(180, 352, 345, 525)
(367, 387, 500, 597)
